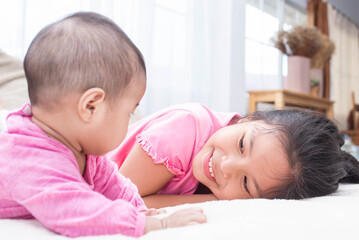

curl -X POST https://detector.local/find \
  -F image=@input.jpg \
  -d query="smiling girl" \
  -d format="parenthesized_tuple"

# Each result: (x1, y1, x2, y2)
(108, 103, 359, 208)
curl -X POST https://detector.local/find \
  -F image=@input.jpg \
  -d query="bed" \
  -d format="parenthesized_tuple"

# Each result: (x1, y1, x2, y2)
(1, 183, 359, 240)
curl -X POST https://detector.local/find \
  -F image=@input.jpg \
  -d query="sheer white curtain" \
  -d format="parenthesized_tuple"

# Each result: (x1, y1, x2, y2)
(185, 0, 246, 114)
(328, 3, 359, 130)
(129, 0, 246, 115)
(0, 0, 246, 116)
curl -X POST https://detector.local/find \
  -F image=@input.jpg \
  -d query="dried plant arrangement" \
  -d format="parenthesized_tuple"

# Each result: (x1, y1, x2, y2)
(311, 35, 335, 69)
(271, 25, 323, 58)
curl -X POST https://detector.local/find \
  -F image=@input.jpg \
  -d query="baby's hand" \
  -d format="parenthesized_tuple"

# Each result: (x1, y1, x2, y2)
(160, 207, 206, 228)
(145, 207, 206, 233)
(144, 208, 166, 216)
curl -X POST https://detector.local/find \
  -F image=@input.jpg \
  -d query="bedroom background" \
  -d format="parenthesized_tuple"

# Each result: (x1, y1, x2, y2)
(0, 0, 358, 132)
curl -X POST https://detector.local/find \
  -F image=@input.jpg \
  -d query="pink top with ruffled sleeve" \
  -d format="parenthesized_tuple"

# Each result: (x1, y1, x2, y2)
(108, 103, 240, 195)
(0, 104, 147, 238)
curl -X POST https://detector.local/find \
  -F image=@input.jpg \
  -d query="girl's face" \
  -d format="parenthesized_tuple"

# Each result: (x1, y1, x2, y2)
(192, 120, 290, 200)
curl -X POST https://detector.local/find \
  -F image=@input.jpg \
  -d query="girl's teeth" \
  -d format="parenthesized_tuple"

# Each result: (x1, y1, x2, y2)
(209, 156, 214, 178)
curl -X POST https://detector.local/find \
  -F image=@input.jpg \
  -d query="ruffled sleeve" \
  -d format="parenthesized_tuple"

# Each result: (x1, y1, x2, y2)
(135, 110, 198, 179)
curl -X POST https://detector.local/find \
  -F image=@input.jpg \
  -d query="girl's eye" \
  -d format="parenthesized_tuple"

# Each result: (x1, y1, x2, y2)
(239, 135, 245, 153)
(244, 176, 250, 195)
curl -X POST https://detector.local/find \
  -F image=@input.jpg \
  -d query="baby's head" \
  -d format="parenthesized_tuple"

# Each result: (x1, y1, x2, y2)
(193, 109, 359, 200)
(24, 12, 146, 155)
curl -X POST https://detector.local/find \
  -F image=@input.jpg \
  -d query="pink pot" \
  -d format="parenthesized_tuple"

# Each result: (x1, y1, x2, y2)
(285, 56, 310, 94)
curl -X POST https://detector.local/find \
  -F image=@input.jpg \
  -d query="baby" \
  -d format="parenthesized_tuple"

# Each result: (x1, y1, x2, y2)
(0, 12, 206, 237)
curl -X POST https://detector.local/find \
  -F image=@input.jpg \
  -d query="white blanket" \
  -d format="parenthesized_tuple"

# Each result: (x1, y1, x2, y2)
(1, 183, 359, 240)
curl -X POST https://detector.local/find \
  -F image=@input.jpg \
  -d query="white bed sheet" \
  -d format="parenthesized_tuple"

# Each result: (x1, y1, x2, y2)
(1, 183, 359, 240)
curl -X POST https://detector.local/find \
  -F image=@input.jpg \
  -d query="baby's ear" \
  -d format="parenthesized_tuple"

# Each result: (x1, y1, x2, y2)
(77, 88, 105, 122)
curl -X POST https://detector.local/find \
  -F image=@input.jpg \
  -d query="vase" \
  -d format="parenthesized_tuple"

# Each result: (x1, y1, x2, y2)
(310, 85, 320, 97)
(285, 56, 310, 94)
(310, 68, 323, 98)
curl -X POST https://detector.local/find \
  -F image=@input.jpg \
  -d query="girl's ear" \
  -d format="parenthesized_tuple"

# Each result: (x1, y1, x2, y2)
(238, 118, 250, 124)
(77, 88, 105, 122)
(229, 116, 242, 125)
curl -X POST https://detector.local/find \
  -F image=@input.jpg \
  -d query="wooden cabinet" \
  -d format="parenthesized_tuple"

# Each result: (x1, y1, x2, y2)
(248, 89, 334, 118)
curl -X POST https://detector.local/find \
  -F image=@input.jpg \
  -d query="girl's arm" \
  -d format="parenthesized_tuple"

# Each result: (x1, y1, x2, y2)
(119, 142, 175, 197)
(143, 194, 218, 209)
(120, 139, 218, 208)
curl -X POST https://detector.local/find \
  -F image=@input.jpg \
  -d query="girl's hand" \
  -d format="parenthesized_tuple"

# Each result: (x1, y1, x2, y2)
(145, 207, 206, 233)
(144, 208, 166, 216)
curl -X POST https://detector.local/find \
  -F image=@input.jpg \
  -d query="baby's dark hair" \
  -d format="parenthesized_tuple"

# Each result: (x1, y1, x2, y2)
(244, 108, 359, 199)
(24, 11, 145, 108)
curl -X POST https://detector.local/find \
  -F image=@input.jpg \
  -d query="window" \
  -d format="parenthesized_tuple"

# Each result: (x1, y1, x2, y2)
(245, 0, 307, 91)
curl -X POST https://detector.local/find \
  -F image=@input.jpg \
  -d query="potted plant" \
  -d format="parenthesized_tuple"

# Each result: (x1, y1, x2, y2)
(272, 25, 322, 94)
(310, 78, 320, 97)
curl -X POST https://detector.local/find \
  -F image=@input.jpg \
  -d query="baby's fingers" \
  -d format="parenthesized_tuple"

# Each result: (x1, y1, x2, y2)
(184, 208, 207, 224)
(163, 207, 207, 228)
(178, 207, 207, 222)
(145, 208, 167, 216)
(156, 208, 167, 215)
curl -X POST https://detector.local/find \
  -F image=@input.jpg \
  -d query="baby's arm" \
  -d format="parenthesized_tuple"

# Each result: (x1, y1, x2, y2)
(6, 151, 148, 237)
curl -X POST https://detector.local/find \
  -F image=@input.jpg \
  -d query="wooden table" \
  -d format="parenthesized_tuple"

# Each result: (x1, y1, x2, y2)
(248, 89, 334, 118)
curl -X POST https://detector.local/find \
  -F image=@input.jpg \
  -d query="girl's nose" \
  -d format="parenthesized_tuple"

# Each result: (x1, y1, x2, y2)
(220, 155, 241, 179)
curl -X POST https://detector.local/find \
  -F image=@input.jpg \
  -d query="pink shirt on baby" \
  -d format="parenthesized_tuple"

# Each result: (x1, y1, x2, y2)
(108, 103, 240, 195)
(0, 104, 147, 237)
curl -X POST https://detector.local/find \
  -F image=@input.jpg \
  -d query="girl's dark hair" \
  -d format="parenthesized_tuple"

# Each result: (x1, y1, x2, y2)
(244, 108, 359, 199)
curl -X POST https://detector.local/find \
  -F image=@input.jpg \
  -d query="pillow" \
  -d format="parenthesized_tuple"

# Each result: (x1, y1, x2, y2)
(0, 50, 29, 110)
